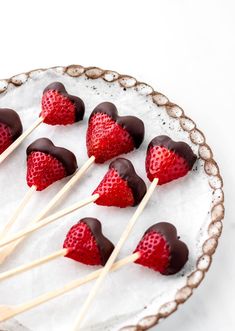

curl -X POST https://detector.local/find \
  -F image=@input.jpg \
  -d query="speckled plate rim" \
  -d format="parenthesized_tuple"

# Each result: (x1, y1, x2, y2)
(0, 65, 225, 331)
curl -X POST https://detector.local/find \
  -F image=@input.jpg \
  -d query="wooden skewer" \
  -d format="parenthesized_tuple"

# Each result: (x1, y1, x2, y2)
(72, 178, 158, 330)
(0, 156, 95, 264)
(0, 252, 140, 322)
(0, 117, 43, 164)
(0, 185, 37, 240)
(0, 194, 99, 249)
(0, 248, 67, 281)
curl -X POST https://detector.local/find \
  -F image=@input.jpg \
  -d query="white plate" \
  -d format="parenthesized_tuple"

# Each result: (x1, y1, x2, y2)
(0, 66, 224, 331)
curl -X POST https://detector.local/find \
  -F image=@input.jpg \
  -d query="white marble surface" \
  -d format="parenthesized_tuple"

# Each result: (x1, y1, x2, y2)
(0, 0, 234, 330)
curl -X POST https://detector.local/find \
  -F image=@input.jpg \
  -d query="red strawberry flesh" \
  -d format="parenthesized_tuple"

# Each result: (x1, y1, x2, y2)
(0, 123, 12, 154)
(87, 112, 135, 163)
(40, 82, 85, 125)
(27, 151, 66, 191)
(63, 221, 102, 266)
(146, 136, 197, 185)
(0, 108, 23, 153)
(134, 230, 170, 273)
(134, 222, 189, 275)
(41, 89, 77, 125)
(93, 168, 135, 207)
(26, 138, 77, 191)
(146, 146, 190, 184)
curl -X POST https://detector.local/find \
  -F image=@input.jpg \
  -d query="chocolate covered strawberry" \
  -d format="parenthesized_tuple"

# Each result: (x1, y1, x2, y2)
(87, 102, 145, 163)
(41, 82, 85, 125)
(146, 135, 197, 185)
(0, 218, 115, 281)
(134, 222, 188, 275)
(63, 218, 114, 266)
(0, 108, 23, 154)
(26, 138, 77, 191)
(93, 158, 146, 208)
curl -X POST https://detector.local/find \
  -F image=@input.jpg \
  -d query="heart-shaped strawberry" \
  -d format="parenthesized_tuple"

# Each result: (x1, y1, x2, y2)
(86, 102, 145, 163)
(26, 138, 77, 191)
(93, 158, 146, 208)
(134, 222, 188, 275)
(0, 108, 23, 154)
(40, 82, 85, 125)
(63, 218, 114, 266)
(146, 135, 197, 185)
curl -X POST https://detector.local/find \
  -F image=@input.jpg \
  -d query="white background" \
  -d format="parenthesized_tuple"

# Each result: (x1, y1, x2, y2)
(0, 1, 234, 330)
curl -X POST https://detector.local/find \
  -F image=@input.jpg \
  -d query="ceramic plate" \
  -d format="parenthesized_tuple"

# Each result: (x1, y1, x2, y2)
(0, 66, 224, 331)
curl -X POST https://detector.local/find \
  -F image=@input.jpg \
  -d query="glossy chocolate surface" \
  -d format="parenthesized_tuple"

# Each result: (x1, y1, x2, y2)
(109, 158, 147, 206)
(90, 102, 144, 148)
(146, 222, 189, 275)
(81, 218, 115, 265)
(27, 138, 77, 175)
(0, 108, 23, 141)
(148, 135, 197, 169)
(43, 82, 85, 121)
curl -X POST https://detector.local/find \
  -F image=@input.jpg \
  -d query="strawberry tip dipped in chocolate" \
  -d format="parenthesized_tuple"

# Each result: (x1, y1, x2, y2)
(87, 102, 145, 163)
(64, 218, 115, 266)
(146, 135, 197, 185)
(93, 158, 147, 208)
(26, 138, 78, 191)
(41, 82, 85, 125)
(0, 218, 114, 283)
(0, 108, 23, 154)
(134, 222, 189, 275)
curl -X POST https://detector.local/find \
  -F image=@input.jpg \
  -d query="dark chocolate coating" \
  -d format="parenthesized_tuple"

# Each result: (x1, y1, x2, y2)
(148, 135, 197, 169)
(146, 222, 189, 275)
(81, 218, 115, 266)
(0, 108, 23, 141)
(109, 158, 147, 206)
(90, 102, 145, 148)
(43, 82, 85, 122)
(27, 138, 77, 176)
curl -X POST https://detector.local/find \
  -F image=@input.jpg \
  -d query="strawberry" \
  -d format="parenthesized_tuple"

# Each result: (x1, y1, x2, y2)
(26, 138, 77, 191)
(134, 222, 189, 275)
(94, 168, 134, 207)
(86, 102, 144, 163)
(0, 123, 12, 154)
(93, 158, 146, 208)
(27, 152, 66, 191)
(41, 82, 85, 125)
(146, 135, 197, 185)
(0, 108, 23, 154)
(63, 218, 114, 266)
